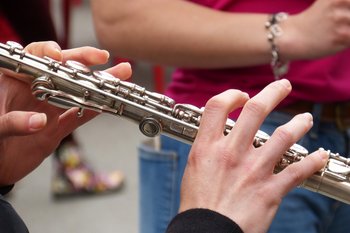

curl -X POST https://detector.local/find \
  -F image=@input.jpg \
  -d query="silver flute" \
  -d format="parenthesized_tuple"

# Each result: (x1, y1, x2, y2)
(1, 41, 350, 204)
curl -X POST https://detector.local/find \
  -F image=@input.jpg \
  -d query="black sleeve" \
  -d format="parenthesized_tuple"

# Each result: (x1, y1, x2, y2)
(0, 195, 29, 233)
(166, 208, 244, 233)
(0, 184, 14, 195)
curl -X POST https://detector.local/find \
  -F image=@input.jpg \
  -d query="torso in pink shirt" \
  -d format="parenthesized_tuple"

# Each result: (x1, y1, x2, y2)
(166, 0, 350, 111)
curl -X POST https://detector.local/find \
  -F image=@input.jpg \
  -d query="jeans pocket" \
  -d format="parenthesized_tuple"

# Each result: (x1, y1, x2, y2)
(138, 139, 179, 233)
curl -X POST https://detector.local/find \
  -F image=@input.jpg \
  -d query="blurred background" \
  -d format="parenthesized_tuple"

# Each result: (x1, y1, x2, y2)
(8, 0, 171, 232)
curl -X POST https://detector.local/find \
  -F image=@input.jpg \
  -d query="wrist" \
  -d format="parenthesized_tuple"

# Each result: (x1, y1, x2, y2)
(265, 12, 290, 79)
(274, 14, 312, 61)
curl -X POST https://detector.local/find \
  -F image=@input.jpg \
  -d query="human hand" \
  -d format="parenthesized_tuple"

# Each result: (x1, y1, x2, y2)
(179, 79, 328, 233)
(0, 41, 132, 185)
(281, 0, 350, 60)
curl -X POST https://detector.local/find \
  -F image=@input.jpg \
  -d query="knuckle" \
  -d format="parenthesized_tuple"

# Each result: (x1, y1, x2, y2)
(259, 186, 283, 207)
(329, 5, 350, 42)
(0, 114, 13, 136)
(273, 126, 294, 144)
(286, 165, 303, 186)
(244, 99, 267, 116)
(2, 113, 13, 128)
(187, 144, 205, 165)
(206, 96, 227, 112)
(334, 27, 350, 44)
(220, 148, 237, 166)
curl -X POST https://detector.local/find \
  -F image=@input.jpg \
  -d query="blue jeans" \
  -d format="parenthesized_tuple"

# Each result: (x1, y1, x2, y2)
(139, 108, 350, 233)
(138, 136, 191, 233)
(263, 111, 350, 233)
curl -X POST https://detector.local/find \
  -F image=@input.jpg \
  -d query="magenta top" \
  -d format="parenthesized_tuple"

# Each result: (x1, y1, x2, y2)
(166, 0, 350, 114)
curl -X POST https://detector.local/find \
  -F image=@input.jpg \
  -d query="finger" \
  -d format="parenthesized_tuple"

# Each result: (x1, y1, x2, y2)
(25, 41, 62, 61)
(196, 89, 249, 144)
(104, 62, 132, 80)
(260, 113, 313, 169)
(52, 108, 98, 140)
(60, 108, 98, 129)
(272, 149, 329, 197)
(0, 111, 47, 138)
(4, 41, 62, 83)
(230, 79, 292, 150)
(62, 47, 110, 66)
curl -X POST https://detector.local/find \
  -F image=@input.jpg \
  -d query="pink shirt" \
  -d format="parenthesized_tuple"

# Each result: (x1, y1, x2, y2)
(166, 0, 350, 112)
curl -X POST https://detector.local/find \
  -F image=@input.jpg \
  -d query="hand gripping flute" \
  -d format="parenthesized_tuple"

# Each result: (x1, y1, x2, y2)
(1, 41, 350, 204)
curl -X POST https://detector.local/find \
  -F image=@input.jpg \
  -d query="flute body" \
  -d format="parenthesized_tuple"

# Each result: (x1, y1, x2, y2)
(1, 41, 350, 204)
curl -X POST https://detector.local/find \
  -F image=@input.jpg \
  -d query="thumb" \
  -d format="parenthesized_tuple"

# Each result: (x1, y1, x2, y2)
(0, 111, 47, 138)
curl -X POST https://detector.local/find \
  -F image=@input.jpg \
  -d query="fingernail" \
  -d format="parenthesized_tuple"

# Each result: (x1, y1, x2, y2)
(279, 79, 291, 89)
(303, 112, 313, 126)
(242, 92, 250, 99)
(318, 148, 329, 162)
(29, 113, 47, 131)
(119, 62, 131, 66)
(103, 50, 110, 59)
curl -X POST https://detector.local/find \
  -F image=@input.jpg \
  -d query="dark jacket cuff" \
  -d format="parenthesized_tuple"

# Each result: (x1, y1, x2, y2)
(166, 208, 244, 233)
(0, 184, 14, 196)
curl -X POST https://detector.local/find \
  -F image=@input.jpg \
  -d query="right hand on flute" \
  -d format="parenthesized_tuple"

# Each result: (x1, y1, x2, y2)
(179, 79, 328, 233)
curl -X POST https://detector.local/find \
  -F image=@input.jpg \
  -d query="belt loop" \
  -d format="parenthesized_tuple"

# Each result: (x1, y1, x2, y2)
(335, 103, 347, 131)
(345, 129, 350, 155)
(309, 103, 322, 139)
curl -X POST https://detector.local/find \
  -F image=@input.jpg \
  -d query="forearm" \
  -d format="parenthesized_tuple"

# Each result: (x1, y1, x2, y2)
(91, 0, 271, 68)
(92, 0, 350, 69)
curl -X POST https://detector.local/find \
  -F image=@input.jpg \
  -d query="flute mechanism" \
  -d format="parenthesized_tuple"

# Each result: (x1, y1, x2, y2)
(1, 41, 350, 204)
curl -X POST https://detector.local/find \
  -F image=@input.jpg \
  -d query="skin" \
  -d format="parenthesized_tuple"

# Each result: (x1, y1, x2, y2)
(0, 42, 327, 232)
(91, 0, 350, 68)
(0, 41, 132, 185)
(90, 0, 341, 231)
(180, 79, 328, 233)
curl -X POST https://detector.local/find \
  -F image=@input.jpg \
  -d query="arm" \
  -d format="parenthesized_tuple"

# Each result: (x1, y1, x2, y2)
(91, 0, 269, 68)
(168, 79, 327, 233)
(0, 41, 132, 186)
(91, 0, 350, 68)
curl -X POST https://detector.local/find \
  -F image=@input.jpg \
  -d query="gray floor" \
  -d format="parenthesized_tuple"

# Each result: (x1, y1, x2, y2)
(11, 116, 144, 233)
(9, 2, 170, 233)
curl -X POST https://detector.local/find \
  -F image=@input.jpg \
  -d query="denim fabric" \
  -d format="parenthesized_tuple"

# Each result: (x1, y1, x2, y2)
(138, 136, 191, 233)
(139, 107, 350, 233)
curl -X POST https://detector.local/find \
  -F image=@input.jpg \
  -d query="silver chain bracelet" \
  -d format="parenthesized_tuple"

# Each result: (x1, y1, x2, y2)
(265, 12, 289, 80)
